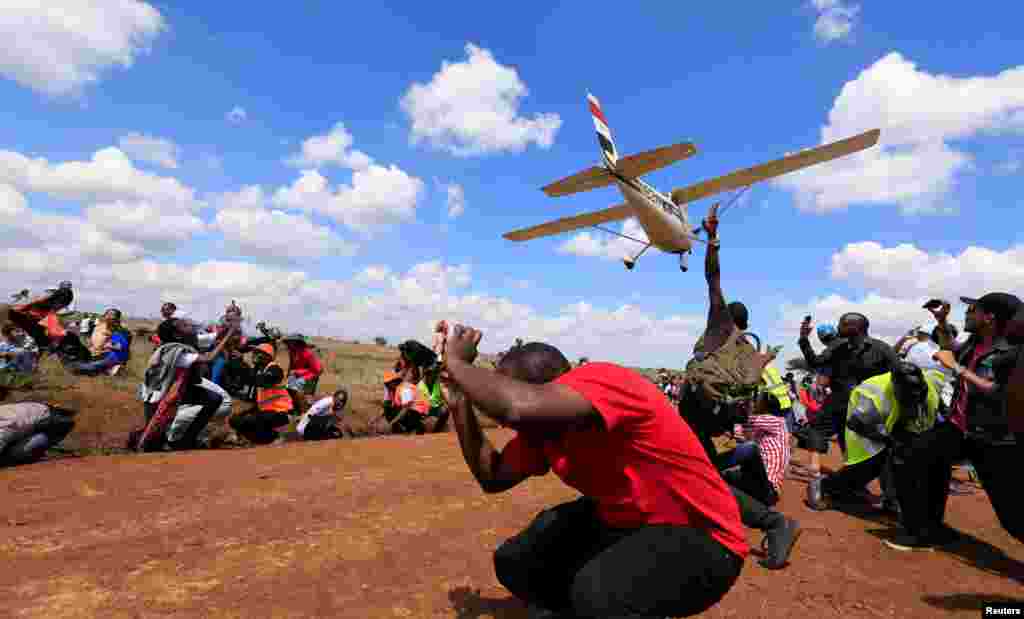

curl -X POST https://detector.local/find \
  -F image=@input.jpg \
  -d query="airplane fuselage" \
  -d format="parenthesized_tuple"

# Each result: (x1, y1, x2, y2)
(612, 174, 693, 254)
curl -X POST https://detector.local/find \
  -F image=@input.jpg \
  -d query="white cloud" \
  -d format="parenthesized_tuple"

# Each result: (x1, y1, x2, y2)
(776, 53, 1024, 215)
(400, 43, 562, 156)
(0, 147, 199, 209)
(226, 106, 248, 124)
(355, 265, 392, 285)
(829, 241, 1024, 300)
(444, 182, 466, 218)
(0, 0, 165, 97)
(117, 132, 180, 169)
(0, 184, 203, 265)
(811, 0, 859, 43)
(272, 165, 424, 232)
(85, 202, 205, 246)
(285, 122, 373, 170)
(214, 206, 357, 262)
(557, 218, 649, 261)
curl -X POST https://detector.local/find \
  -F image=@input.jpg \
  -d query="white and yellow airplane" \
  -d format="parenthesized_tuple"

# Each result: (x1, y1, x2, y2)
(503, 93, 880, 271)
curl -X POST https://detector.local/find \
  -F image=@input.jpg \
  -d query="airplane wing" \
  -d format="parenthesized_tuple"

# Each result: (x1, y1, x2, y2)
(669, 129, 880, 206)
(542, 166, 616, 197)
(615, 142, 697, 179)
(503, 202, 635, 241)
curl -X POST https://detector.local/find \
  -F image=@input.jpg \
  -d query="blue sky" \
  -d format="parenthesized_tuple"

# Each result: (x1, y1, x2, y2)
(1, 1, 1023, 367)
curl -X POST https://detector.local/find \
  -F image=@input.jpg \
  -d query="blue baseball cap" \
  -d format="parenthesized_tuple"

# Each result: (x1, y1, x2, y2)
(817, 324, 837, 339)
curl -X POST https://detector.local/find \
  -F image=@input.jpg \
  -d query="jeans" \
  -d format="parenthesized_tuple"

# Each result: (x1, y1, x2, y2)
(493, 497, 743, 618)
(210, 354, 227, 386)
(65, 356, 117, 376)
(719, 443, 779, 507)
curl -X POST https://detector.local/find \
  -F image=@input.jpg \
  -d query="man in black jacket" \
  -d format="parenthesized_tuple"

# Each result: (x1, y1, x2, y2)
(798, 313, 898, 458)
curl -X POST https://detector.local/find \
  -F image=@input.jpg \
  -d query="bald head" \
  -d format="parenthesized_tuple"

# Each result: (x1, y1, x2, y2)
(839, 312, 869, 338)
(497, 342, 572, 384)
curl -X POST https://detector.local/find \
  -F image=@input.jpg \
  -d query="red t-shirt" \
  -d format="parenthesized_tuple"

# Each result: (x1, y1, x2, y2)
(500, 362, 748, 559)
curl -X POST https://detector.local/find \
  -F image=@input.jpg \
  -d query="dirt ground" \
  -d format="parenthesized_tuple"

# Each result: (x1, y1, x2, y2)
(2, 430, 1022, 619)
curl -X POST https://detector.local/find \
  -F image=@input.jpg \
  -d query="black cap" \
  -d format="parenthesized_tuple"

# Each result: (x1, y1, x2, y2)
(891, 361, 927, 402)
(959, 292, 1023, 323)
(728, 302, 749, 331)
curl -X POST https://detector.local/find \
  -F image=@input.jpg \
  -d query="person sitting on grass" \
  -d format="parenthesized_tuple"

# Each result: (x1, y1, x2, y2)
(64, 326, 130, 376)
(443, 325, 746, 618)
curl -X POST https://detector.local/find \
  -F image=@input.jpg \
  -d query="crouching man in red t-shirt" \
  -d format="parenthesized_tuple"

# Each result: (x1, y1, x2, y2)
(443, 325, 747, 618)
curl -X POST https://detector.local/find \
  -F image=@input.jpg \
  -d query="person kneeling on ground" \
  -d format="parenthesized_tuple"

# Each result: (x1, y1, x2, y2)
(133, 318, 232, 452)
(444, 325, 746, 618)
(806, 362, 943, 516)
(386, 365, 432, 434)
(229, 343, 294, 445)
(298, 388, 348, 440)
(0, 402, 76, 466)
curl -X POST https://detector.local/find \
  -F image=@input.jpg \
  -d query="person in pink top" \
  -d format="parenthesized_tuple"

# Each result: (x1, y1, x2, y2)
(282, 334, 323, 415)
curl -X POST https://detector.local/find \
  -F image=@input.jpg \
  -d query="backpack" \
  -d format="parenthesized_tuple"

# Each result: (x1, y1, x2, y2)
(685, 328, 765, 420)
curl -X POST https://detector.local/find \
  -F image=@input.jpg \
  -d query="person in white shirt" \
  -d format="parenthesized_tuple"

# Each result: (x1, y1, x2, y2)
(297, 388, 348, 440)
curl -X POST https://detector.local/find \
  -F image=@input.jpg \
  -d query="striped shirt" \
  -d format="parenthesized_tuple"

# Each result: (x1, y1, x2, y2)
(740, 415, 791, 493)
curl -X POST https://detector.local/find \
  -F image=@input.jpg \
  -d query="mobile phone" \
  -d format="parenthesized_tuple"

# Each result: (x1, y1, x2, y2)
(804, 315, 812, 323)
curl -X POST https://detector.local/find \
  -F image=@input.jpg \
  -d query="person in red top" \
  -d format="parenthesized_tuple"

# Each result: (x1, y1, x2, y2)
(443, 325, 745, 618)
(282, 334, 323, 415)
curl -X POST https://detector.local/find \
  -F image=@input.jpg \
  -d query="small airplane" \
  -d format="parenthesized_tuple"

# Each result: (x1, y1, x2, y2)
(503, 93, 880, 271)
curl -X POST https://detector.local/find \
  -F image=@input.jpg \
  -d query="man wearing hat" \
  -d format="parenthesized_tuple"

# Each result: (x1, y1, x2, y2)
(890, 292, 1024, 550)
(229, 343, 294, 444)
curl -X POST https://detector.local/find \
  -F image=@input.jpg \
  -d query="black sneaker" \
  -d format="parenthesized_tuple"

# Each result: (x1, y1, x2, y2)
(883, 534, 935, 552)
(760, 517, 802, 569)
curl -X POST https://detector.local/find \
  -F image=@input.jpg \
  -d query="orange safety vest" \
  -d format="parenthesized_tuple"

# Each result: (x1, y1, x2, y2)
(392, 381, 431, 416)
(257, 362, 293, 413)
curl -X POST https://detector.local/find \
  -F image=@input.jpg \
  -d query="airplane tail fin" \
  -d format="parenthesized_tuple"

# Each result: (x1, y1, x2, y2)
(588, 92, 618, 168)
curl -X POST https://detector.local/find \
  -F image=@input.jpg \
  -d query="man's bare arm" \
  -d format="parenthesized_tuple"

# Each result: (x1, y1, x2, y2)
(701, 204, 734, 353)
(448, 387, 528, 493)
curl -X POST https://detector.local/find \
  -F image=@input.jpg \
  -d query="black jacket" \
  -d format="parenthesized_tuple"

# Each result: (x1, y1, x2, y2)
(951, 335, 1019, 433)
(799, 335, 898, 417)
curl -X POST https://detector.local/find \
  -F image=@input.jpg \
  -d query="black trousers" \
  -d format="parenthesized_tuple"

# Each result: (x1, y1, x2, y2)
(897, 422, 1024, 542)
(230, 409, 290, 444)
(493, 497, 743, 618)
(821, 449, 894, 498)
(302, 415, 342, 440)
